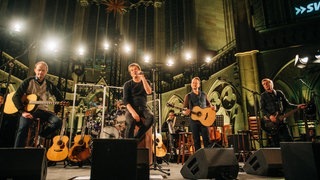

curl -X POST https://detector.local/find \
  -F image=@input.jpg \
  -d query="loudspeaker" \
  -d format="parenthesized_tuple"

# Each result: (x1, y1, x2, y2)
(280, 142, 320, 180)
(0, 148, 47, 180)
(243, 148, 283, 176)
(180, 148, 239, 179)
(90, 139, 138, 180)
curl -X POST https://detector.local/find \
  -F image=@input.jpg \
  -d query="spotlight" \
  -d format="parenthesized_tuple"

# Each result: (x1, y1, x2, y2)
(294, 54, 309, 68)
(314, 50, 320, 63)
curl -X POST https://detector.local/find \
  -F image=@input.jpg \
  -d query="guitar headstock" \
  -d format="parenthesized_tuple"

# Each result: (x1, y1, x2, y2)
(60, 101, 70, 107)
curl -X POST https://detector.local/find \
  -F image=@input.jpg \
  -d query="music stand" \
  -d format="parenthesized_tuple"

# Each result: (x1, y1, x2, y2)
(149, 68, 170, 176)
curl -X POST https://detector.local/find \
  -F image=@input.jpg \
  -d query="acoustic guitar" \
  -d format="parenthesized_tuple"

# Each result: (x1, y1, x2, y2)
(46, 117, 69, 162)
(152, 132, 167, 157)
(68, 110, 91, 162)
(166, 103, 216, 127)
(4, 91, 69, 114)
(263, 108, 299, 135)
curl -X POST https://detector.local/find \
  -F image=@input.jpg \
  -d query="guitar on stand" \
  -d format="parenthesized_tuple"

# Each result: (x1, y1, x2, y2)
(152, 131, 167, 158)
(68, 110, 92, 163)
(47, 117, 69, 162)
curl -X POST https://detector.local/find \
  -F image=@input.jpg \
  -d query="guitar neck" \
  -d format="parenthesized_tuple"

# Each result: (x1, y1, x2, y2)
(282, 108, 299, 120)
(29, 101, 61, 105)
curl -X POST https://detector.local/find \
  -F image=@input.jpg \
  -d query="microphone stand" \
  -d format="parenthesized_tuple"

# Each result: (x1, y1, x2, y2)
(0, 47, 30, 130)
(241, 86, 263, 148)
(149, 68, 170, 176)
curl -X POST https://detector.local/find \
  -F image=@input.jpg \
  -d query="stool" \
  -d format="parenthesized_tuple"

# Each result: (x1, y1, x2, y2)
(26, 118, 41, 147)
(237, 130, 254, 162)
(26, 118, 51, 148)
(177, 132, 195, 165)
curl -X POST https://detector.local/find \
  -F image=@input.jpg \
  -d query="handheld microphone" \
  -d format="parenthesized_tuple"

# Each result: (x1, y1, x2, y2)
(136, 71, 144, 75)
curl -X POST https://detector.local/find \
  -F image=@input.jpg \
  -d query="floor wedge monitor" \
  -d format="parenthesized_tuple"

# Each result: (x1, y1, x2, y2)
(243, 148, 283, 176)
(180, 148, 239, 179)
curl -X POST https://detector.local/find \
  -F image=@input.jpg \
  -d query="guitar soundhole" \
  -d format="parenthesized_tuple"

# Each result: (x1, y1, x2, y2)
(78, 140, 84, 146)
(57, 140, 62, 146)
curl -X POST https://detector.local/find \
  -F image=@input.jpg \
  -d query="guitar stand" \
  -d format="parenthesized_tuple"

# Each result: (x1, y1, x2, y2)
(149, 124, 170, 176)
(149, 68, 170, 176)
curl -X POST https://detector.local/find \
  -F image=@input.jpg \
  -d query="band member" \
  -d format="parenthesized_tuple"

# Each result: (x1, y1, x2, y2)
(162, 109, 177, 153)
(260, 78, 306, 147)
(182, 77, 215, 151)
(162, 110, 176, 134)
(123, 63, 154, 141)
(13, 61, 64, 147)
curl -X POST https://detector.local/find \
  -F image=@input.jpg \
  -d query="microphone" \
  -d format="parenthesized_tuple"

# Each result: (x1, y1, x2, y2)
(136, 71, 144, 75)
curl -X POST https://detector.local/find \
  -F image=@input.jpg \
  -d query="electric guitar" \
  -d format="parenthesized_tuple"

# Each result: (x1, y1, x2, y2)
(68, 110, 91, 162)
(166, 103, 216, 127)
(4, 92, 69, 114)
(263, 108, 299, 135)
(46, 117, 69, 162)
(152, 132, 167, 157)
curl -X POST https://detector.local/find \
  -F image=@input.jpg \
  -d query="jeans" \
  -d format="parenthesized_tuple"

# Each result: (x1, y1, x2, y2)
(14, 110, 62, 147)
(268, 124, 293, 147)
(125, 108, 154, 140)
(189, 119, 210, 151)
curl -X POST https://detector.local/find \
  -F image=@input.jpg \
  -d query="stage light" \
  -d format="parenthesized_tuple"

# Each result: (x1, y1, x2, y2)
(77, 45, 85, 56)
(122, 43, 131, 54)
(143, 54, 152, 63)
(184, 51, 192, 62)
(166, 57, 174, 66)
(204, 56, 212, 63)
(103, 41, 110, 50)
(294, 54, 309, 68)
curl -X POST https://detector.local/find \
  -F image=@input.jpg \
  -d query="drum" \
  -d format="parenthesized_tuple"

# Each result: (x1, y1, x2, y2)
(100, 126, 119, 139)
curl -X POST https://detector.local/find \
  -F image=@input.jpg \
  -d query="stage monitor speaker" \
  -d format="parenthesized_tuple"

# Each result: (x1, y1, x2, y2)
(180, 148, 239, 179)
(0, 147, 47, 180)
(90, 138, 138, 180)
(243, 148, 283, 176)
(280, 142, 320, 180)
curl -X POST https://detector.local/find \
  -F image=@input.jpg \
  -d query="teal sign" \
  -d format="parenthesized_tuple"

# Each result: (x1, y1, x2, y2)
(295, 1, 320, 16)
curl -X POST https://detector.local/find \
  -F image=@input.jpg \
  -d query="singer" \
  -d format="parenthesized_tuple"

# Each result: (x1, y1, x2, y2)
(123, 63, 154, 141)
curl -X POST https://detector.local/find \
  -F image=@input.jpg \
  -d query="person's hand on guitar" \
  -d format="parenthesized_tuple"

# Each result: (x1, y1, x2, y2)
(183, 108, 191, 116)
(269, 114, 277, 123)
(22, 112, 33, 119)
(297, 104, 307, 109)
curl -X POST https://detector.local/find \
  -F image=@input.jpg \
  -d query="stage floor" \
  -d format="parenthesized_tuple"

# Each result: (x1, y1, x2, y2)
(47, 161, 285, 180)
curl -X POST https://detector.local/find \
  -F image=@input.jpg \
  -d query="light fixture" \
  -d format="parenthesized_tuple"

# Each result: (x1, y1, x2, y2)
(166, 57, 174, 66)
(294, 54, 308, 68)
(314, 50, 320, 63)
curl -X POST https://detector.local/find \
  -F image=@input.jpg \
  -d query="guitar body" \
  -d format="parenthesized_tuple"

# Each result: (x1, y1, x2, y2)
(4, 92, 69, 114)
(3, 92, 19, 114)
(68, 135, 91, 162)
(152, 133, 167, 157)
(47, 135, 69, 161)
(190, 106, 216, 127)
(263, 108, 299, 135)
(166, 103, 216, 127)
